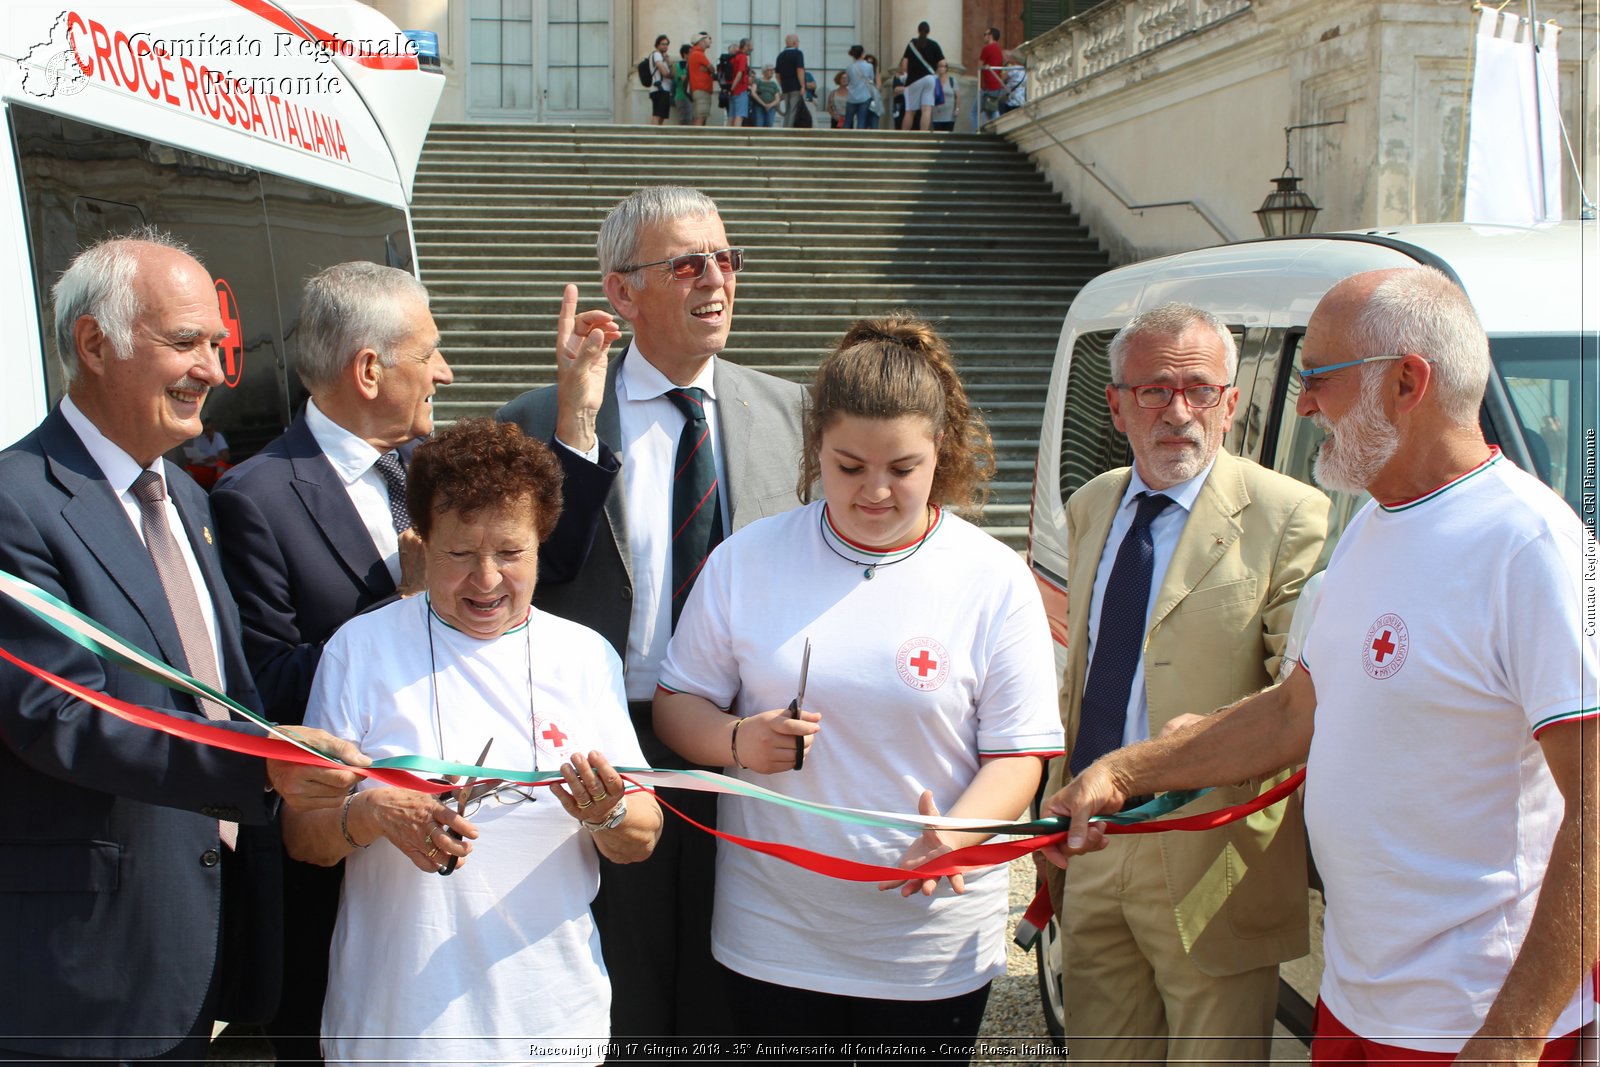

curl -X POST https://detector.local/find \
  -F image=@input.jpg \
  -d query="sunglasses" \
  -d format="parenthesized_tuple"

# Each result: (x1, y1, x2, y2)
(618, 247, 744, 281)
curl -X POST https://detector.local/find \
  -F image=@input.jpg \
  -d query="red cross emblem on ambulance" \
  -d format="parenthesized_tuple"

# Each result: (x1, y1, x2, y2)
(896, 636, 951, 692)
(1362, 613, 1410, 680)
(214, 278, 244, 388)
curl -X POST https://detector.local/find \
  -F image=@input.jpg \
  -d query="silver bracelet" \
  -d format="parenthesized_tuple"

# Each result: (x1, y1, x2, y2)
(340, 791, 368, 849)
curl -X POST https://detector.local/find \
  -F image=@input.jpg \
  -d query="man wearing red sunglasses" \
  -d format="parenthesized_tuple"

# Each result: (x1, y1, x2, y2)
(498, 185, 806, 1043)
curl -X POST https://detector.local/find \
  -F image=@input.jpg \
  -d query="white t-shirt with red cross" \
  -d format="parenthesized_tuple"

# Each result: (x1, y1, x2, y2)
(658, 501, 1064, 1000)
(307, 594, 647, 1064)
(1302, 450, 1597, 1050)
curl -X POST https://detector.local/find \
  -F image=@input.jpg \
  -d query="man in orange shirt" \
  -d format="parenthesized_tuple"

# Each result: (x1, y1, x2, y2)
(688, 32, 715, 126)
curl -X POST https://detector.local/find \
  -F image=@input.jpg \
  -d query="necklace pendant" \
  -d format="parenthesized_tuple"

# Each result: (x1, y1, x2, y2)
(864, 566, 876, 580)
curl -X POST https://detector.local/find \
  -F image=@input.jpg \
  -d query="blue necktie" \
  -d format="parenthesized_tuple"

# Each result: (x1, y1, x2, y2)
(1071, 492, 1173, 776)
(664, 387, 724, 629)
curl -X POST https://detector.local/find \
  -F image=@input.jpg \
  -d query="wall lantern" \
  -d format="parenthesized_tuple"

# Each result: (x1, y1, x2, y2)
(1256, 121, 1345, 236)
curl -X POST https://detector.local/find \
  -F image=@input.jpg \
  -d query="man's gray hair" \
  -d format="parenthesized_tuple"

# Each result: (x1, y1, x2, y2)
(296, 262, 429, 392)
(52, 227, 197, 386)
(1348, 267, 1490, 426)
(597, 186, 722, 287)
(1108, 302, 1239, 384)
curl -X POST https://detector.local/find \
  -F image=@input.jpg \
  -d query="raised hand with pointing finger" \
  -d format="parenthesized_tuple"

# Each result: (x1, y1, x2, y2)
(552, 283, 622, 452)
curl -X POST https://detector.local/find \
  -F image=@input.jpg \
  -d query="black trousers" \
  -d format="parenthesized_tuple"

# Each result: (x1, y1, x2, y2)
(720, 966, 992, 1067)
(589, 703, 733, 1039)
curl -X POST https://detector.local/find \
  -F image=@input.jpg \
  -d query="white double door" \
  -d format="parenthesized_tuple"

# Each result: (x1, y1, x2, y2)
(467, 0, 610, 121)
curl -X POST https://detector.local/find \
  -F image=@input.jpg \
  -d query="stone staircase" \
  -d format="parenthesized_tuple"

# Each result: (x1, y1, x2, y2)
(411, 123, 1110, 547)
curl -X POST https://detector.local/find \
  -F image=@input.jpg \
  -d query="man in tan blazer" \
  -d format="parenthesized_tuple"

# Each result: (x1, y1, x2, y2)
(1043, 303, 1329, 1064)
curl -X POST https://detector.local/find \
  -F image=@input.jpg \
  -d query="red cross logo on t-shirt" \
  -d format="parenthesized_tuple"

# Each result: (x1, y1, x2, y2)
(1361, 613, 1410, 680)
(896, 636, 950, 692)
(541, 723, 568, 748)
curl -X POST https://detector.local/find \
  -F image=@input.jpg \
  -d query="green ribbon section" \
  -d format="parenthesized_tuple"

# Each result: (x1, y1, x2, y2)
(0, 567, 1208, 836)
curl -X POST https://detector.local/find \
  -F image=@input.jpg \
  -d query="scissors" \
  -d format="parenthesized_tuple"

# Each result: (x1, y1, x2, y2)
(440, 738, 493, 876)
(787, 639, 811, 771)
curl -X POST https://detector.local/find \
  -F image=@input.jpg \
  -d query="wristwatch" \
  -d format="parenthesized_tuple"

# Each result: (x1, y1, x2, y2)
(582, 795, 628, 833)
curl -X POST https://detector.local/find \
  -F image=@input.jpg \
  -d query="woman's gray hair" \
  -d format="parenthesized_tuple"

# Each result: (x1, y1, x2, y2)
(1348, 267, 1489, 426)
(296, 262, 429, 392)
(597, 186, 721, 288)
(1108, 302, 1239, 384)
(52, 227, 197, 386)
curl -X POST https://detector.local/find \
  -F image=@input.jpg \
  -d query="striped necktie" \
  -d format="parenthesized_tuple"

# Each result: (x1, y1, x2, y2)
(664, 387, 724, 628)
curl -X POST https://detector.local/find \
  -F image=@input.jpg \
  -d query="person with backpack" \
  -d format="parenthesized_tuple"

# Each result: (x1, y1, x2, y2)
(774, 34, 806, 128)
(900, 20, 945, 132)
(687, 32, 714, 126)
(644, 34, 673, 126)
(725, 39, 751, 127)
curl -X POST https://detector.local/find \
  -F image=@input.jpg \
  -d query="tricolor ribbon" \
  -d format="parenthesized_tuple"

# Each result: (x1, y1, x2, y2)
(0, 568, 1303, 882)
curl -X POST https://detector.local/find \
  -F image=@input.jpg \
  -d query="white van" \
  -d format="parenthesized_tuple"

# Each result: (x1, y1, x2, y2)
(0, 0, 443, 454)
(1027, 220, 1598, 1035)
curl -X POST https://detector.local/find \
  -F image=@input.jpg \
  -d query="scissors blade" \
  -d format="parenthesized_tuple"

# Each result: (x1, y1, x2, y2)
(454, 738, 495, 815)
(795, 638, 811, 708)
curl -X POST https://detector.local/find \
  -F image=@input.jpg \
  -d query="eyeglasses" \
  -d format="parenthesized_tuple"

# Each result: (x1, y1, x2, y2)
(1113, 382, 1230, 410)
(617, 247, 744, 281)
(1297, 354, 1415, 386)
(433, 780, 539, 818)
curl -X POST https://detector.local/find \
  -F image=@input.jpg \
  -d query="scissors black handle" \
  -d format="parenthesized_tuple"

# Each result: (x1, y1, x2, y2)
(440, 827, 465, 876)
(787, 698, 804, 771)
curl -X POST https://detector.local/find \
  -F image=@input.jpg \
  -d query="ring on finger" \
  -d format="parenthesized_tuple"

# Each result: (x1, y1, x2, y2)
(576, 796, 594, 809)
(426, 843, 440, 859)
(591, 788, 609, 803)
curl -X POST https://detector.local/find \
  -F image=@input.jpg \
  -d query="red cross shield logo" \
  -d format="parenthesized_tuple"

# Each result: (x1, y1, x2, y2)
(1362, 613, 1410, 680)
(896, 636, 951, 692)
(541, 722, 569, 750)
(214, 278, 244, 388)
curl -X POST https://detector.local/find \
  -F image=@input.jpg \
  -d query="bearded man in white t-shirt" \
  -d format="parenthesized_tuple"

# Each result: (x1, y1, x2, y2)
(1044, 266, 1597, 1065)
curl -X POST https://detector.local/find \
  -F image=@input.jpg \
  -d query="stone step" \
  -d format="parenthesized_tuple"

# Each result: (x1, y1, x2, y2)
(417, 253, 1105, 274)
(429, 297, 1069, 321)
(420, 277, 1084, 303)
(413, 193, 1071, 216)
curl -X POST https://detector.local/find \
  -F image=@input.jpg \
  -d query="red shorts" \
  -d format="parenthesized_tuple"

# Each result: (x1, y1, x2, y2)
(1312, 1000, 1579, 1065)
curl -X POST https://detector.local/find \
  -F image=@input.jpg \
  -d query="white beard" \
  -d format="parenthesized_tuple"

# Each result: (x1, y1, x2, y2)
(1311, 371, 1399, 494)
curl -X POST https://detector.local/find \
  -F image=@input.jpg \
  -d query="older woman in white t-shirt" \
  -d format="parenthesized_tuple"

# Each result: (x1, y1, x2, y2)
(655, 313, 1063, 1062)
(284, 419, 662, 1066)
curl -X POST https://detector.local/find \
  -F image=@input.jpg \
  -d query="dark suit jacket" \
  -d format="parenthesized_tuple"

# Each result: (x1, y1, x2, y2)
(0, 407, 281, 1059)
(211, 412, 411, 725)
(497, 347, 807, 662)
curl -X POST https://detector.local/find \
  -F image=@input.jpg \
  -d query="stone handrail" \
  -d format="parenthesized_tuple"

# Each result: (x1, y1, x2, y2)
(1016, 0, 1251, 97)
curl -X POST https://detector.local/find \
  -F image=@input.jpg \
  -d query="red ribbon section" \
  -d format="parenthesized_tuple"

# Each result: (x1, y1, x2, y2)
(0, 646, 450, 794)
(0, 641, 1304, 883)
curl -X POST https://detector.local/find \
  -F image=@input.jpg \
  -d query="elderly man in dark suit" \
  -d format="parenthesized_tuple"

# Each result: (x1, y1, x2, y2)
(0, 230, 365, 1063)
(210, 261, 454, 1063)
(498, 185, 807, 1039)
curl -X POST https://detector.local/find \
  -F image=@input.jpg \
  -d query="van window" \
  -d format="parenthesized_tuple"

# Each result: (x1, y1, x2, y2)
(1491, 334, 1598, 512)
(1057, 330, 1126, 500)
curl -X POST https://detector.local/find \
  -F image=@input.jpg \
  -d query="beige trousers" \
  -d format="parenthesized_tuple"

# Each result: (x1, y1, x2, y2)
(1061, 832, 1279, 1066)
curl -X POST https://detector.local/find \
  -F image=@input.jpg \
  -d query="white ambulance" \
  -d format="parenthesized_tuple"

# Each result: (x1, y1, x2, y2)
(0, 0, 443, 454)
(1027, 219, 1599, 1035)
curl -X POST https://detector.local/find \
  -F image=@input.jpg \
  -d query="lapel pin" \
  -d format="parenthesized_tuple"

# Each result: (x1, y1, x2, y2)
(204, 526, 214, 545)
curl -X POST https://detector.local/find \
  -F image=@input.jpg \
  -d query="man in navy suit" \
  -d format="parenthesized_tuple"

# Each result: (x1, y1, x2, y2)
(0, 231, 365, 1063)
(211, 262, 454, 1063)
